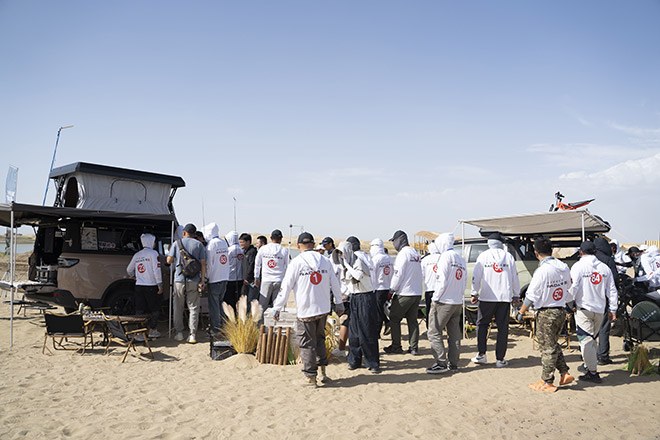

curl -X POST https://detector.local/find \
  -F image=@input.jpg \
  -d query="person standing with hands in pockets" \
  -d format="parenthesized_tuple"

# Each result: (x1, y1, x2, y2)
(127, 233, 163, 340)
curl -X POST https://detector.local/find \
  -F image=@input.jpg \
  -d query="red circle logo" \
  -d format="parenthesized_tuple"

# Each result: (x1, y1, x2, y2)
(455, 268, 463, 280)
(552, 288, 563, 301)
(310, 271, 322, 285)
(433, 264, 438, 273)
(383, 266, 391, 276)
(493, 263, 503, 273)
(267, 259, 277, 269)
(219, 255, 228, 264)
(137, 263, 146, 274)
(590, 272, 602, 285)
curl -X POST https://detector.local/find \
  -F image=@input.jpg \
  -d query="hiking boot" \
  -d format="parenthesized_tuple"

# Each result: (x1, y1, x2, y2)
(383, 345, 404, 354)
(174, 332, 185, 342)
(426, 363, 451, 375)
(559, 373, 575, 386)
(471, 354, 488, 364)
(579, 371, 602, 383)
(496, 359, 509, 368)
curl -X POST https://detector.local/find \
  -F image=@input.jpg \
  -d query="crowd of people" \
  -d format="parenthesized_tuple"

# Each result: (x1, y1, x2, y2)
(126, 222, 660, 390)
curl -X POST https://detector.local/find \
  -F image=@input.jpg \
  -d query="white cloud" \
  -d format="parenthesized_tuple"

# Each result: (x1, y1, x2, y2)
(559, 153, 660, 187)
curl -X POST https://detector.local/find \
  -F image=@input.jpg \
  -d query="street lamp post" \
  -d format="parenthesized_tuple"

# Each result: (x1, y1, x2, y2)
(42, 125, 74, 206)
(233, 197, 237, 231)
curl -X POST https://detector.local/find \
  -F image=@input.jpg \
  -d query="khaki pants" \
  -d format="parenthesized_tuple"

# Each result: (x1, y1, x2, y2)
(427, 302, 462, 367)
(173, 280, 200, 335)
(575, 309, 604, 373)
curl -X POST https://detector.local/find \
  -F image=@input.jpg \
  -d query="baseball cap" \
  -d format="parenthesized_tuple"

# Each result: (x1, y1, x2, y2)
(321, 236, 334, 246)
(183, 223, 197, 234)
(579, 241, 597, 254)
(488, 232, 504, 242)
(626, 246, 641, 256)
(271, 229, 283, 238)
(297, 232, 314, 244)
(389, 230, 407, 241)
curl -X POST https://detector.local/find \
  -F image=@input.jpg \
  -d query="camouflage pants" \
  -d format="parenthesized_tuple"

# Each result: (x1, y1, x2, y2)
(536, 308, 569, 383)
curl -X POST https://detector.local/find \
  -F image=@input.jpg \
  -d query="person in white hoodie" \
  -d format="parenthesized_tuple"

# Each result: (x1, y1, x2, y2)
(341, 236, 380, 373)
(203, 223, 230, 335)
(421, 241, 442, 329)
(569, 241, 618, 384)
(127, 233, 163, 338)
(639, 245, 660, 290)
(254, 229, 290, 312)
(273, 232, 344, 387)
(610, 239, 631, 275)
(384, 230, 423, 355)
(370, 238, 393, 335)
(517, 237, 574, 393)
(224, 230, 244, 312)
(470, 232, 520, 367)
(426, 233, 467, 374)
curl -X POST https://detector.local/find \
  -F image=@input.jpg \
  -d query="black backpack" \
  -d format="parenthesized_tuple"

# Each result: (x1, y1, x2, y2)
(177, 239, 202, 278)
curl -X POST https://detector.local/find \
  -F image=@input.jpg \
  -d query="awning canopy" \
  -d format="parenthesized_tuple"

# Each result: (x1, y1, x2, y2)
(461, 209, 610, 238)
(0, 202, 175, 227)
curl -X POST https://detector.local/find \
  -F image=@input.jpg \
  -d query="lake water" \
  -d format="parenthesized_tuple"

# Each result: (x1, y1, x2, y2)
(1, 243, 33, 254)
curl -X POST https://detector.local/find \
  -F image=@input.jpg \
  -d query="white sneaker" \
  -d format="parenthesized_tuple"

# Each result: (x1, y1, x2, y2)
(188, 334, 197, 344)
(148, 329, 161, 339)
(174, 332, 185, 341)
(133, 333, 145, 342)
(471, 354, 488, 364)
(496, 359, 509, 368)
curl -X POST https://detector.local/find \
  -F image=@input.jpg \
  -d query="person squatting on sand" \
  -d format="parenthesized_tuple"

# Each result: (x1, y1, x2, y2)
(384, 230, 423, 355)
(341, 236, 381, 373)
(517, 237, 574, 392)
(127, 233, 163, 339)
(369, 238, 393, 336)
(470, 232, 520, 367)
(426, 233, 467, 374)
(272, 232, 344, 387)
(569, 241, 618, 384)
(203, 223, 230, 337)
(167, 223, 207, 344)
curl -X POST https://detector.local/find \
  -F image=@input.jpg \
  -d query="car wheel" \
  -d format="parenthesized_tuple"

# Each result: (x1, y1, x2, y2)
(105, 289, 135, 315)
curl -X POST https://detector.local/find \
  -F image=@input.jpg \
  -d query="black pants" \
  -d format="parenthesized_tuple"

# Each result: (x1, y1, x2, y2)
(348, 292, 380, 369)
(225, 280, 242, 311)
(134, 285, 160, 329)
(375, 289, 390, 332)
(425, 290, 433, 328)
(597, 298, 611, 361)
(476, 301, 510, 361)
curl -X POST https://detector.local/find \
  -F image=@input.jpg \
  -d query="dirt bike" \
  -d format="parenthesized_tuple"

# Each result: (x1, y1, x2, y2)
(549, 191, 595, 212)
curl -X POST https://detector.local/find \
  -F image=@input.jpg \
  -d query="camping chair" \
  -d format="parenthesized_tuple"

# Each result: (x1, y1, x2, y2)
(103, 313, 154, 363)
(42, 312, 94, 355)
(626, 301, 660, 345)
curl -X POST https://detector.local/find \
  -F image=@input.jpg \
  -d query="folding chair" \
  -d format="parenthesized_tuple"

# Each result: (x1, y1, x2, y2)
(42, 312, 94, 355)
(103, 314, 154, 363)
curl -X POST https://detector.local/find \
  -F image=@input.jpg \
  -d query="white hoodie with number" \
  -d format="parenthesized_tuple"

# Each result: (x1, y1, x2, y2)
(432, 233, 467, 305)
(225, 231, 244, 282)
(471, 240, 520, 302)
(640, 246, 660, 288)
(272, 250, 343, 319)
(569, 254, 618, 313)
(391, 246, 423, 297)
(127, 234, 162, 287)
(203, 223, 230, 283)
(421, 242, 442, 293)
(254, 243, 290, 283)
(370, 239, 393, 291)
(525, 257, 572, 309)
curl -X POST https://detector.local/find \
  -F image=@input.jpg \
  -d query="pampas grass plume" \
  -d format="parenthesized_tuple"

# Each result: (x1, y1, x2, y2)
(222, 302, 236, 323)
(250, 300, 263, 322)
(238, 295, 248, 323)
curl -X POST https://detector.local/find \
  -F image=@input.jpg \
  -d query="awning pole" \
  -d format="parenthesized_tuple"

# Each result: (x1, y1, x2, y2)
(169, 220, 174, 338)
(581, 213, 585, 242)
(461, 221, 466, 340)
(9, 209, 15, 350)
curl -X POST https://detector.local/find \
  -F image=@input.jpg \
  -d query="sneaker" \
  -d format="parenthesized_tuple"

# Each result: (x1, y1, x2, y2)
(426, 363, 451, 375)
(579, 371, 602, 383)
(148, 329, 161, 339)
(347, 364, 360, 370)
(368, 367, 382, 374)
(174, 332, 185, 341)
(383, 345, 404, 354)
(187, 334, 197, 344)
(496, 359, 509, 368)
(471, 354, 488, 364)
(408, 348, 419, 356)
(133, 333, 145, 342)
(302, 376, 317, 388)
(577, 364, 587, 373)
(597, 358, 613, 366)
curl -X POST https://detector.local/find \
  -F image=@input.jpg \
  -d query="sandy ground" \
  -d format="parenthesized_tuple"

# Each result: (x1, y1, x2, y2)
(1, 300, 659, 440)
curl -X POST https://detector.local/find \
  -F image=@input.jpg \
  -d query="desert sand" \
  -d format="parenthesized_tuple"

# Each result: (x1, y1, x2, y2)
(1, 299, 659, 440)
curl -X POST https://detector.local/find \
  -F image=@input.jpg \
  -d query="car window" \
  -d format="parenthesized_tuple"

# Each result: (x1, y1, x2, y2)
(469, 244, 488, 263)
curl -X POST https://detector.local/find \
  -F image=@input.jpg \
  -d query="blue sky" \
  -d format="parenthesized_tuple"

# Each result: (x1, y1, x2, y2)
(1, 1, 659, 243)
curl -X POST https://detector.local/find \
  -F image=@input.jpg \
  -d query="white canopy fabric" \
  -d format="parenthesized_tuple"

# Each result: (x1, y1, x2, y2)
(461, 209, 610, 237)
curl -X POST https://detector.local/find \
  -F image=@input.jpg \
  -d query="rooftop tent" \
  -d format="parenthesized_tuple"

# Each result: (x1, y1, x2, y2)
(49, 162, 185, 215)
(460, 209, 611, 238)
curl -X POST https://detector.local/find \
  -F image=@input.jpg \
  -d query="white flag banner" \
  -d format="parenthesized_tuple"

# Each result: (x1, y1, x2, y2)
(5, 165, 18, 203)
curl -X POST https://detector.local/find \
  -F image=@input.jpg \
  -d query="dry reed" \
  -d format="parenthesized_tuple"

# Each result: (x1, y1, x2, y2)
(221, 296, 262, 353)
